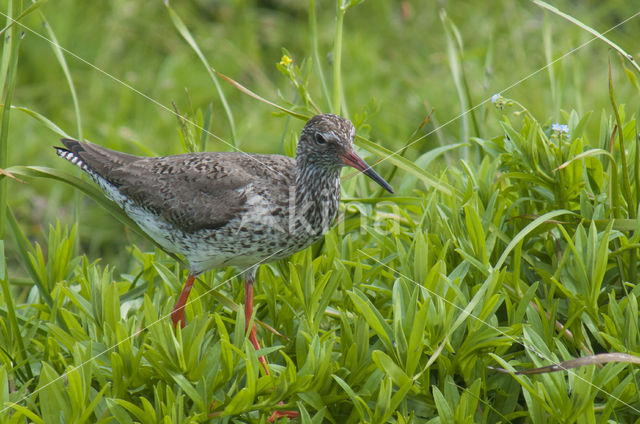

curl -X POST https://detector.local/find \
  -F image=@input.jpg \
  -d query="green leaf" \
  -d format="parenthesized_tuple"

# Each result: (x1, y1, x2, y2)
(169, 371, 204, 412)
(332, 374, 370, 422)
(495, 210, 573, 269)
(109, 398, 152, 424)
(3, 165, 185, 266)
(372, 350, 412, 388)
(37, 363, 70, 423)
(432, 385, 454, 422)
(347, 289, 393, 352)
(10, 105, 72, 138)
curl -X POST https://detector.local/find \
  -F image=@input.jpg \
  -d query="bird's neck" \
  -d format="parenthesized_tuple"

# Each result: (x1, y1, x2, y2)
(293, 159, 342, 237)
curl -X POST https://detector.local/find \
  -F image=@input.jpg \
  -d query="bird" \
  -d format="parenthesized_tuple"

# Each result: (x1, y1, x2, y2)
(55, 114, 393, 376)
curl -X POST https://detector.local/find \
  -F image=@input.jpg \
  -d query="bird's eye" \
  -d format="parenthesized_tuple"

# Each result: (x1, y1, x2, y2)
(315, 133, 327, 144)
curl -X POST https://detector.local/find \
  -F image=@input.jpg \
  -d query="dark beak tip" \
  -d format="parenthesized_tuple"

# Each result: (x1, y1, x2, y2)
(379, 180, 394, 194)
(341, 150, 394, 195)
(364, 168, 394, 195)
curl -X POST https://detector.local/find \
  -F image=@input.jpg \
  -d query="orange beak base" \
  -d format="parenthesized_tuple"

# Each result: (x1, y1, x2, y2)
(340, 150, 394, 194)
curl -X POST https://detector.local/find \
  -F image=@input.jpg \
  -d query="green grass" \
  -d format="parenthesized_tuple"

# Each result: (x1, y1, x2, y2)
(2, 0, 640, 422)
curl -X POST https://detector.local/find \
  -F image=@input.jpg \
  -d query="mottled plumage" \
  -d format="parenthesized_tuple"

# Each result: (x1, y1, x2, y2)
(56, 114, 391, 274)
(55, 114, 392, 378)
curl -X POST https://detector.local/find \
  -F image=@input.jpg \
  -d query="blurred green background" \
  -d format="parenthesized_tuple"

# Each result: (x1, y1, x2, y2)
(7, 0, 640, 274)
(4, 1, 640, 421)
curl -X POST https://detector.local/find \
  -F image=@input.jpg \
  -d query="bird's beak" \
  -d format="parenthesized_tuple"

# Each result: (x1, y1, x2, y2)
(340, 150, 394, 194)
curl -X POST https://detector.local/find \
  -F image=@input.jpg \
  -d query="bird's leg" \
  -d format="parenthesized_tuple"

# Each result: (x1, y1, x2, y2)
(244, 273, 269, 374)
(171, 273, 195, 328)
(244, 273, 299, 422)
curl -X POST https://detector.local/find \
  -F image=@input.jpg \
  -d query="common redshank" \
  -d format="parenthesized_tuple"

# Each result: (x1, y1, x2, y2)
(55, 114, 393, 374)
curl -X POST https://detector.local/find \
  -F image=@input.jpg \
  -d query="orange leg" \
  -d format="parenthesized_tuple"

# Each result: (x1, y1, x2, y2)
(244, 274, 269, 374)
(171, 273, 195, 328)
(244, 273, 298, 422)
(268, 410, 300, 422)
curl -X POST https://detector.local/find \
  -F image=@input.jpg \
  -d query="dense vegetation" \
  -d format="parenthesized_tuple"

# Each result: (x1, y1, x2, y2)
(1, 0, 640, 422)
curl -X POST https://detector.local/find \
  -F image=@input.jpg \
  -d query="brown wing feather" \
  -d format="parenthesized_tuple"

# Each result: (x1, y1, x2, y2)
(59, 139, 296, 233)
(111, 155, 250, 232)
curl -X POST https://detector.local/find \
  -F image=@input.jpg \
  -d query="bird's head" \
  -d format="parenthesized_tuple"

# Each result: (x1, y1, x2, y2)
(297, 114, 394, 194)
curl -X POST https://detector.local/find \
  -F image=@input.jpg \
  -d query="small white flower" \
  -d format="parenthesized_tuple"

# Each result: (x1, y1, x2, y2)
(491, 93, 500, 104)
(551, 123, 569, 133)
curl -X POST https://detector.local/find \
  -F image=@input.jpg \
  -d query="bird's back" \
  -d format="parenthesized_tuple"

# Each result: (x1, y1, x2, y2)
(56, 139, 302, 271)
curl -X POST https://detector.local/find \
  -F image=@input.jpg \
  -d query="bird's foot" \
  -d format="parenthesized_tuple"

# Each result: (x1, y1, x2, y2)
(268, 406, 299, 422)
(247, 313, 271, 374)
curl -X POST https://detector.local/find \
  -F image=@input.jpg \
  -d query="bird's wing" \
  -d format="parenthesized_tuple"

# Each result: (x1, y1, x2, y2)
(110, 153, 259, 232)
(57, 139, 295, 233)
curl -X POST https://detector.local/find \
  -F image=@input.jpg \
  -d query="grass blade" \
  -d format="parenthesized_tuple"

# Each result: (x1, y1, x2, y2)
(0, 0, 22, 238)
(609, 61, 634, 218)
(6, 206, 54, 307)
(38, 11, 82, 138)
(9, 105, 72, 138)
(534, 0, 640, 74)
(165, 2, 237, 147)
(356, 135, 457, 197)
(332, 2, 345, 115)
(495, 209, 573, 269)
(216, 71, 309, 120)
(0, 240, 33, 380)
(1, 165, 185, 265)
(0, 1, 42, 37)
(308, 0, 331, 112)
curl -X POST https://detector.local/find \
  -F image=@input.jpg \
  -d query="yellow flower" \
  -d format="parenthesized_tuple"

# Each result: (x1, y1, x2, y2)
(279, 55, 292, 67)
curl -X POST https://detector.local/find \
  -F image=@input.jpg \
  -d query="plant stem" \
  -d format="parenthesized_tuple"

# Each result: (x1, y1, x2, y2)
(166, 4, 237, 147)
(609, 62, 633, 218)
(309, 0, 331, 112)
(0, 0, 22, 239)
(332, 2, 345, 115)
